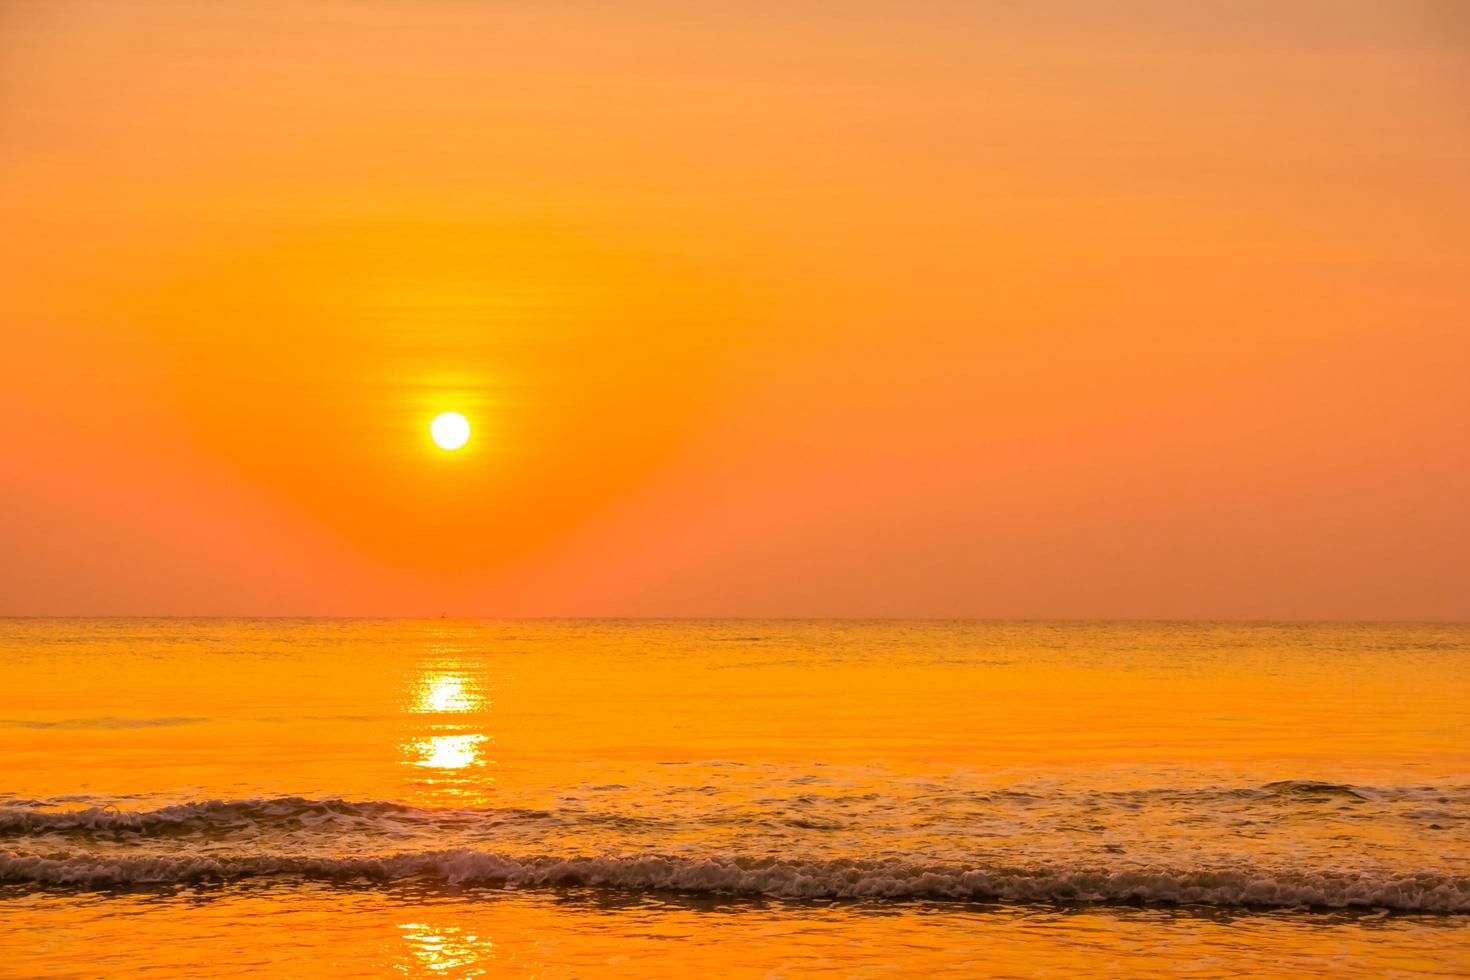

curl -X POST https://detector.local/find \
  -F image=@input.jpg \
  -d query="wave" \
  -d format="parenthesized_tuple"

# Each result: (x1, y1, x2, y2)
(5, 793, 1466, 912)
(2, 848, 1466, 912)
(0, 797, 412, 835)
(7, 782, 1461, 830)
(0, 797, 565, 837)
(0, 716, 207, 730)
(1258, 780, 1374, 801)
(4, 783, 1464, 843)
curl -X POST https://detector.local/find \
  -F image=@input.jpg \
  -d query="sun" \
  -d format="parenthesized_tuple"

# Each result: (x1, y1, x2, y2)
(430, 412, 470, 450)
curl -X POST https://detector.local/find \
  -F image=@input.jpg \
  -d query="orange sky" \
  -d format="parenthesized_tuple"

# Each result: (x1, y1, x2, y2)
(2, 1, 1466, 617)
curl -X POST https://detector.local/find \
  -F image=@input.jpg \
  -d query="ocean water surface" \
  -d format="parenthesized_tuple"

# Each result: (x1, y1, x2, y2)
(2, 620, 1467, 976)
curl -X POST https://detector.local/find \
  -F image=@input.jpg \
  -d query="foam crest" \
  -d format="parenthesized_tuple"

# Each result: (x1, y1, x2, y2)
(3, 849, 1467, 912)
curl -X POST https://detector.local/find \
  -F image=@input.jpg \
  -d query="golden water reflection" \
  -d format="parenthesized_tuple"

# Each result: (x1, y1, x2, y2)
(397, 921, 494, 976)
(410, 733, 488, 770)
(400, 665, 495, 800)
(414, 672, 482, 714)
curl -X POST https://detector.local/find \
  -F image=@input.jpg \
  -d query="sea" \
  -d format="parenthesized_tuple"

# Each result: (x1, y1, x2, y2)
(2, 620, 1467, 976)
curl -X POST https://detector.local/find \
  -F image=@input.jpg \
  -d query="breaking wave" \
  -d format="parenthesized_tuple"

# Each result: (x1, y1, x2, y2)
(0, 797, 554, 837)
(2, 849, 1467, 912)
(5, 792, 1467, 912)
(4, 782, 1461, 837)
(0, 797, 414, 835)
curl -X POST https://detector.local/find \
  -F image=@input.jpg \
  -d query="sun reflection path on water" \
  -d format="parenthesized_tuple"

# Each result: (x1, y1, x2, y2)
(400, 663, 496, 800)
(397, 922, 494, 976)
(415, 673, 480, 714)
(410, 733, 488, 770)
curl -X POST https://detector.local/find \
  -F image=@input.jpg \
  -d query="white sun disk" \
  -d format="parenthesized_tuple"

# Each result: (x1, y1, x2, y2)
(430, 412, 471, 450)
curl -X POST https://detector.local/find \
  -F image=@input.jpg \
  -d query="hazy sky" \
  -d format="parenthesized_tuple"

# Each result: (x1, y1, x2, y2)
(2, 1, 1466, 617)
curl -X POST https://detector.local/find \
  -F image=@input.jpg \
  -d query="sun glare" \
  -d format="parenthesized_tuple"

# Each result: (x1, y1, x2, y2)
(412, 733, 486, 769)
(430, 412, 470, 450)
(414, 673, 479, 713)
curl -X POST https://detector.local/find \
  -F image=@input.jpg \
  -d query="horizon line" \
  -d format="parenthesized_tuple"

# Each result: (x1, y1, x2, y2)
(1, 615, 1465, 625)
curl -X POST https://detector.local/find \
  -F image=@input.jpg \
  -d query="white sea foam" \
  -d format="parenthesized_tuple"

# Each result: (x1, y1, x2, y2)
(5, 793, 1466, 912)
(2, 848, 1467, 912)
